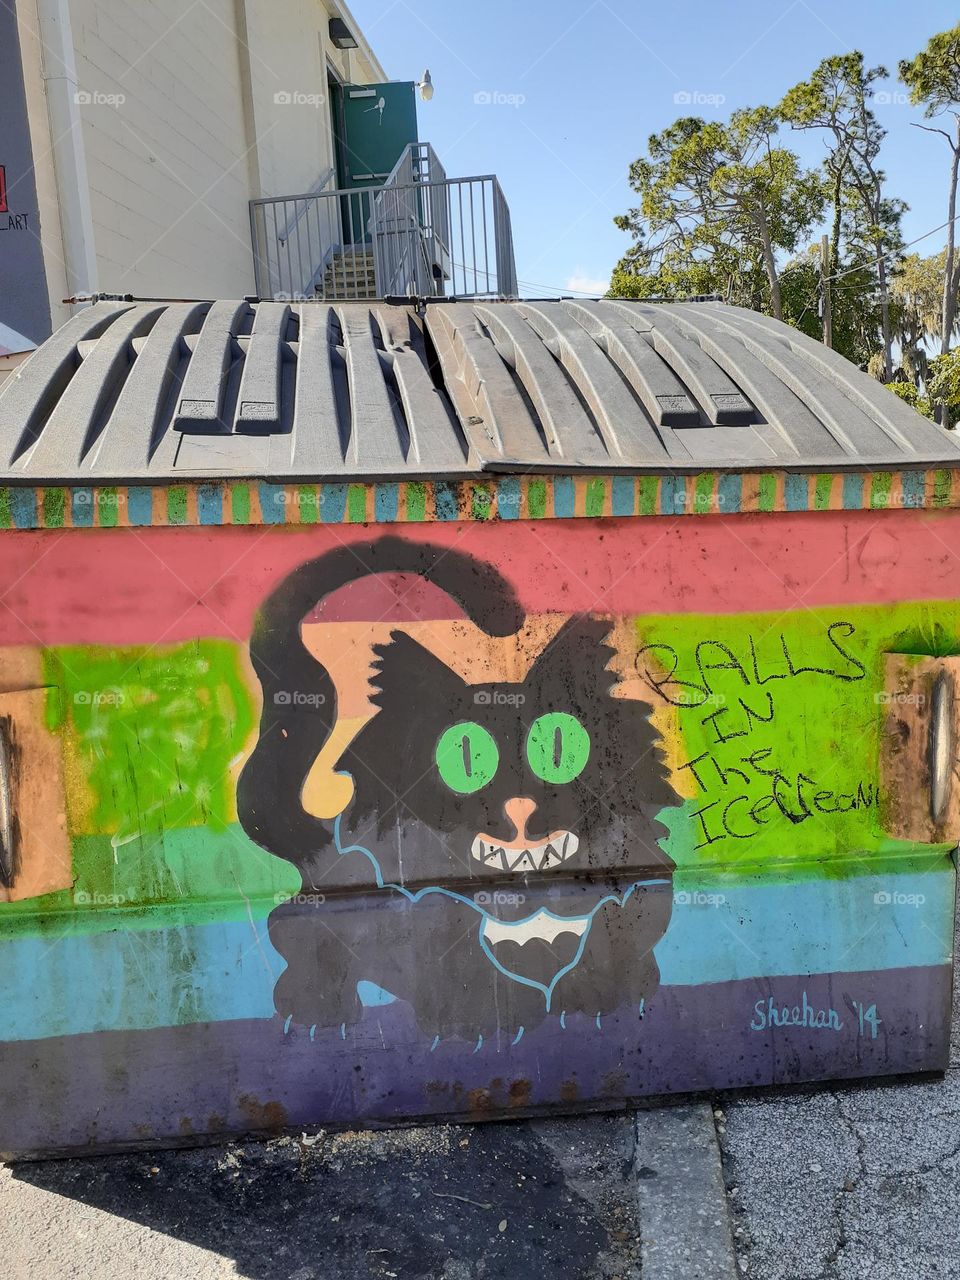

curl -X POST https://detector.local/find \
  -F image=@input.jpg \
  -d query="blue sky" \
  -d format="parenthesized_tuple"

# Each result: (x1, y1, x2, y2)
(349, 0, 960, 296)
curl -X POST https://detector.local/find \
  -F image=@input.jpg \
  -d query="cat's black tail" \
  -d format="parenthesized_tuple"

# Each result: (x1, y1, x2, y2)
(236, 537, 524, 863)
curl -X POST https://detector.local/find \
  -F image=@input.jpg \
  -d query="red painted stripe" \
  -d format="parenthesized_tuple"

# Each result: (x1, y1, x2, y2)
(0, 510, 956, 647)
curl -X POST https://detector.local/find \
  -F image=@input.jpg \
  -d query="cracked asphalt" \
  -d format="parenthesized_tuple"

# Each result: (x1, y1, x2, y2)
(718, 905, 960, 1280)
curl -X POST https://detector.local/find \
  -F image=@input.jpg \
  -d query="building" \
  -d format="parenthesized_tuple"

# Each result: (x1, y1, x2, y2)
(2, 0, 515, 378)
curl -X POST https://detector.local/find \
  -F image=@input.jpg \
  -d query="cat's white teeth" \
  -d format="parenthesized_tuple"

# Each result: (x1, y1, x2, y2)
(539, 845, 557, 871)
(471, 832, 579, 873)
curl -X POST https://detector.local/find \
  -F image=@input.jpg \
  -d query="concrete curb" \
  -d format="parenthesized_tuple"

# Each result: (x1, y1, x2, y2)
(635, 1103, 739, 1279)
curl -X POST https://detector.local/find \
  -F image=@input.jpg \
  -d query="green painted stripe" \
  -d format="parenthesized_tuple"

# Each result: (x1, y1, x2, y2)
(638, 475, 658, 516)
(298, 485, 319, 525)
(405, 483, 426, 522)
(694, 473, 715, 515)
(0, 488, 11, 529)
(167, 487, 188, 525)
(813, 474, 832, 511)
(584, 477, 606, 517)
(347, 484, 367, 522)
(527, 479, 547, 519)
(933, 469, 951, 507)
(870, 472, 893, 509)
(757, 474, 776, 512)
(98, 487, 119, 528)
(230, 483, 251, 524)
(472, 484, 493, 520)
(42, 487, 66, 528)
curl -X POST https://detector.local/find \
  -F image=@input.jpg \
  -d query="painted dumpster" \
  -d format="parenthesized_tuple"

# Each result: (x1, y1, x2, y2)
(0, 298, 957, 1156)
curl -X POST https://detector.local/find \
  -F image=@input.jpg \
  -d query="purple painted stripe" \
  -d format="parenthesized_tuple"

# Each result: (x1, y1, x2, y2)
(0, 965, 949, 1156)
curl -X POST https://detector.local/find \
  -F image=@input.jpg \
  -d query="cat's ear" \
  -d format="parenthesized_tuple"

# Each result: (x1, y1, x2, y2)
(525, 616, 619, 699)
(368, 629, 469, 714)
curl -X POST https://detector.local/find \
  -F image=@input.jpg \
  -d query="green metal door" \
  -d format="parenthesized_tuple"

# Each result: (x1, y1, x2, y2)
(336, 82, 418, 243)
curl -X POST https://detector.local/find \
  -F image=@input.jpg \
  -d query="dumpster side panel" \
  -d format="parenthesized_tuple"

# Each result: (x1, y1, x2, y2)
(0, 511, 956, 1153)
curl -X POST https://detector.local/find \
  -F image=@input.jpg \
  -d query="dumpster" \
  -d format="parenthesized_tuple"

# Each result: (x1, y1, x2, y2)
(0, 298, 957, 1156)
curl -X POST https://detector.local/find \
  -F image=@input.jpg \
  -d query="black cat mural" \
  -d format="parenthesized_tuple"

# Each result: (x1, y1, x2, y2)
(237, 538, 679, 1041)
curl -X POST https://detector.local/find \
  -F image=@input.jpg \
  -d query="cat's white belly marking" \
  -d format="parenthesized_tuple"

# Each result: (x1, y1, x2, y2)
(481, 909, 590, 948)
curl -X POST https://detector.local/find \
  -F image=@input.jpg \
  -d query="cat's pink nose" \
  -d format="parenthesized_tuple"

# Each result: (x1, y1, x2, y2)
(503, 797, 537, 843)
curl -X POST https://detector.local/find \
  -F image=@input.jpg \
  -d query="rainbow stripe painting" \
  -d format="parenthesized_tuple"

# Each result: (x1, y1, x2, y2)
(0, 479, 955, 1154)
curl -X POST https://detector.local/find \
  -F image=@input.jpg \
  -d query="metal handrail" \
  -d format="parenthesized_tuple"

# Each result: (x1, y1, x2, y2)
(277, 167, 336, 246)
(248, 145, 516, 301)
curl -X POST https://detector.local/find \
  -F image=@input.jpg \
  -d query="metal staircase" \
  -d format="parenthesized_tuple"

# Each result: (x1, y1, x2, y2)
(317, 249, 378, 300)
(250, 143, 516, 302)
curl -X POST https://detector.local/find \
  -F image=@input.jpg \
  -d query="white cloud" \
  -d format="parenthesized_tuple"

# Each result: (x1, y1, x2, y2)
(565, 271, 609, 295)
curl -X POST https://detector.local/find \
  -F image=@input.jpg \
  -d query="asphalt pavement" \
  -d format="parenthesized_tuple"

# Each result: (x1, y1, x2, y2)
(717, 938, 960, 1280)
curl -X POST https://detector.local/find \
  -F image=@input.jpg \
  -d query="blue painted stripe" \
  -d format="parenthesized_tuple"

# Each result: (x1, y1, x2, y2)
(717, 473, 742, 515)
(901, 470, 925, 509)
(496, 476, 521, 520)
(842, 473, 864, 509)
(319, 484, 346, 522)
(0, 867, 951, 1041)
(126, 487, 154, 526)
(9, 488, 37, 529)
(374, 483, 399, 522)
(656, 867, 953, 986)
(434, 482, 459, 521)
(0, 921, 280, 1041)
(611, 476, 635, 517)
(71, 489, 94, 527)
(784, 474, 808, 511)
(258, 482, 286, 525)
(197, 484, 223, 525)
(553, 476, 576, 518)
(660, 475, 686, 515)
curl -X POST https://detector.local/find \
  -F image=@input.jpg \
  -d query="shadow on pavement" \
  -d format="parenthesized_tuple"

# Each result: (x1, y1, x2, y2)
(9, 1114, 641, 1280)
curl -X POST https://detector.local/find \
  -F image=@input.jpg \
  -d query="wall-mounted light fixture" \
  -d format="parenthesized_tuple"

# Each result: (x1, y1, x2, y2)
(329, 17, 358, 49)
(417, 69, 434, 101)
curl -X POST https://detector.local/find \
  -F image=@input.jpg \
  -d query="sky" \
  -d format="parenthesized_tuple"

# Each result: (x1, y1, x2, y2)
(348, 0, 960, 297)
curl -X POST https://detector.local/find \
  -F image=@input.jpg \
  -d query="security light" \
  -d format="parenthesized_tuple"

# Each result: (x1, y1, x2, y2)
(329, 17, 358, 49)
(418, 69, 434, 101)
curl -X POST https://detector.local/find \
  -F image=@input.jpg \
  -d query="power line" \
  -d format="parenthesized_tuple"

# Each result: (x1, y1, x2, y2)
(514, 277, 608, 297)
(825, 210, 960, 286)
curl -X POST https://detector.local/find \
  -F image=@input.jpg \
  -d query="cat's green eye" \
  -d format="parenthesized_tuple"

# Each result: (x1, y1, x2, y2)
(435, 721, 499, 794)
(526, 712, 590, 784)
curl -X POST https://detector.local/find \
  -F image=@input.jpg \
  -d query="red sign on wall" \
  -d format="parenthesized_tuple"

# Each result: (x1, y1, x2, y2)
(0, 166, 7, 214)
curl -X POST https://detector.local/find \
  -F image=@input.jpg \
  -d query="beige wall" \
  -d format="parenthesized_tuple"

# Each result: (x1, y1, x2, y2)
(15, 4, 72, 334)
(26, 0, 386, 302)
(243, 0, 382, 201)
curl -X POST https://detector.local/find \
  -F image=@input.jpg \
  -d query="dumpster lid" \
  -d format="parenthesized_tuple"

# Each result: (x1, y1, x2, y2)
(1, 298, 956, 482)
